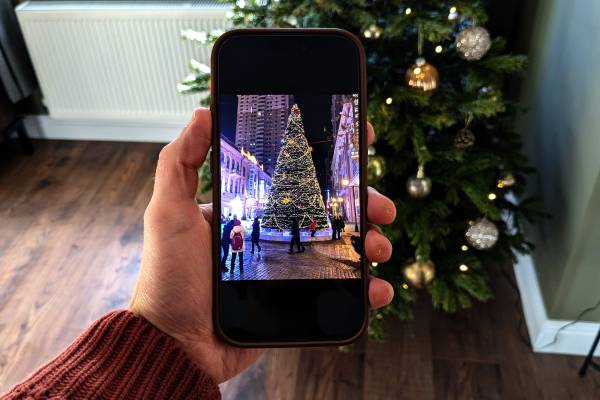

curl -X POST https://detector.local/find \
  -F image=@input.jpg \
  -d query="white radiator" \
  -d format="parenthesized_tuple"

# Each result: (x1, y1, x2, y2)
(16, 1, 231, 126)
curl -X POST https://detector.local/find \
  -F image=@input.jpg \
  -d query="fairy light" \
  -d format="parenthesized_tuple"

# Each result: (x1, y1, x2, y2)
(448, 6, 458, 20)
(402, 283, 409, 289)
(488, 193, 497, 200)
(459, 264, 469, 272)
(435, 45, 443, 53)
(461, 245, 469, 251)
(371, 262, 379, 267)
(405, 7, 412, 15)
(385, 97, 393, 105)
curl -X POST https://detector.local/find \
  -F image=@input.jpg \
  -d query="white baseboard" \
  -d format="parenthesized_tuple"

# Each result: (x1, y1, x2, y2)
(514, 254, 600, 356)
(24, 115, 187, 143)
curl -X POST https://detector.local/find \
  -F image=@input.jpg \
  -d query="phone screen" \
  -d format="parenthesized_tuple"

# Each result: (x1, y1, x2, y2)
(212, 30, 366, 345)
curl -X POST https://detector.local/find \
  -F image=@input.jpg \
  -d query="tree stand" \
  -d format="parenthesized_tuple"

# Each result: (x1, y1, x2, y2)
(1, 117, 33, 155)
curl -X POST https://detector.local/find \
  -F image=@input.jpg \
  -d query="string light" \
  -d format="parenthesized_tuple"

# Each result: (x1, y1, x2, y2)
(405, 7, 412, 15)
(488, 193, 497, 200)
(385, 97, 393, 105)
(402, 283, 409, 289)
(459, 264, 469, 272)
(435, 45, 443, 53)
(363, 24, 382, 39)
(461, 245, 469, 251)
(448, 6, 458, 20)
(371, 261, 379, 267)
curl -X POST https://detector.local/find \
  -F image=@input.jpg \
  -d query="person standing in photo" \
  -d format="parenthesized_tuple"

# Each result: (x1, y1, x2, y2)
(331, 215, 338, 240)
(230, 218, 245, 272)
(220, 218, 235, 272)
(336, 216, 344, 239)
(288, 217, 305, 254)
(251, 216, 261, 254)
(309, 218, 317, 238)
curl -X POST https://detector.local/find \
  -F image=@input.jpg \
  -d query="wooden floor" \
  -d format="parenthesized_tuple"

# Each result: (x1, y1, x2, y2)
(1, 140, 599, 399)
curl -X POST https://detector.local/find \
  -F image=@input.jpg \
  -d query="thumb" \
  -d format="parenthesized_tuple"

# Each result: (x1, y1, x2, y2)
(152, 108, 212, 203)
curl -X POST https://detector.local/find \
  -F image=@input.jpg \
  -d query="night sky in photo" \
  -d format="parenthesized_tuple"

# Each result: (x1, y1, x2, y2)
(219, 95, 336, 193)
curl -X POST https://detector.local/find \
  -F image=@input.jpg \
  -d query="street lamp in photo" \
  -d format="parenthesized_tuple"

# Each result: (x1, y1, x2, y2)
(341, 178, 359, 232)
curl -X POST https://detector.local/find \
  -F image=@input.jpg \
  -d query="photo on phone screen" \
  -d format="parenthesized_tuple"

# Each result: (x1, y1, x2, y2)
(219, 94, 361, 281)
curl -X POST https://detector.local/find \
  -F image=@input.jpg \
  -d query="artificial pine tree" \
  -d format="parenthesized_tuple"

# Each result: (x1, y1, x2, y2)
(179, 0, 545, 340)
(262, 104, 330, 231)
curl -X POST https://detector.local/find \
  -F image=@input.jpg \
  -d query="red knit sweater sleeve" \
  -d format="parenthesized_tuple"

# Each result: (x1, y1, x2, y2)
(2, 311, 221, 400)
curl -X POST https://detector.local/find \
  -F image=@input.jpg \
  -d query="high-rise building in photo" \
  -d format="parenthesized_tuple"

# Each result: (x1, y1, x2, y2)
(331, 94, 354, 139)
(235, 95, 292, 175)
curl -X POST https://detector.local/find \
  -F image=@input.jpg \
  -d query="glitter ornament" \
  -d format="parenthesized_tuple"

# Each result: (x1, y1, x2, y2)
(465, 218, 499, 250)
(455, 26, 492, 61)
(405, 57, 439, 93)
(406, 164, 432, 198)
(454, 128, 475, 148)
(403, 260, 435, 288)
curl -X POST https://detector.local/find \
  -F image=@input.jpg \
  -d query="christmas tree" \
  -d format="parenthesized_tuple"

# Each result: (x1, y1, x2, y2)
(179, 1, 545, 340)
(262, 104, 330, 231)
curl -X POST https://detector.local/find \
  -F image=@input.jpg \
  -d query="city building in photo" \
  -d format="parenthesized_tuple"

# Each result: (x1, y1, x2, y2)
(220, 137, 271, 221)
(331, 95, 360, 227)
(235, 94, 293, 176)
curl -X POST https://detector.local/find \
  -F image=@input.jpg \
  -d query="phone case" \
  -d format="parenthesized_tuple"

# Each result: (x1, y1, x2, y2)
(210, 28, 369, 347)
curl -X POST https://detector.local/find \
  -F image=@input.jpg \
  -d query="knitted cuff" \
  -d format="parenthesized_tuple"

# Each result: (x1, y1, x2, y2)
(3, 310, 220, 399)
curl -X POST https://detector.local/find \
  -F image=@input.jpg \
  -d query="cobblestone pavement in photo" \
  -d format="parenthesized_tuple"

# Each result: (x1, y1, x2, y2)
(311, 233, 361, 263)
(221, 237, 361, 280)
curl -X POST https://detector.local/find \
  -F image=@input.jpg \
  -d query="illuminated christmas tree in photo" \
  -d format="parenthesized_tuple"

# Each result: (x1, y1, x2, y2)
(262, 104, 330, 231)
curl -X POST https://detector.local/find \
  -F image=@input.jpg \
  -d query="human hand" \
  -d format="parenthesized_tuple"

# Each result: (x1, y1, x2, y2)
(129, 108, 397, 383)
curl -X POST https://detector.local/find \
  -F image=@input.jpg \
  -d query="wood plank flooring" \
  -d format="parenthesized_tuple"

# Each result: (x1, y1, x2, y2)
(1, 140, 599, 399)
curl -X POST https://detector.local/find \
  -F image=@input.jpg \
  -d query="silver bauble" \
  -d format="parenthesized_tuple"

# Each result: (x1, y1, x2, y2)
(465, 218, 499, 250)
(455, 26, 492, 61)
(406, 165, 432, 198)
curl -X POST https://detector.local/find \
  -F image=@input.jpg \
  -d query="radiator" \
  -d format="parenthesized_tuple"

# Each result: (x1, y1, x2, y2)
(16, 1, 231, 124)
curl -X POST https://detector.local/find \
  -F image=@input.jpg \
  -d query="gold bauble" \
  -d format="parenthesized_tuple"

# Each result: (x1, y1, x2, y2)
(405, 57, 439, 93)
(403, 260, 435, 288)
(367, 155, 386, 183)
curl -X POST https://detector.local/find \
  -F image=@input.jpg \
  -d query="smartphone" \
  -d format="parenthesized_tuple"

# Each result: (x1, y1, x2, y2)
(211, 29, 367, 346)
